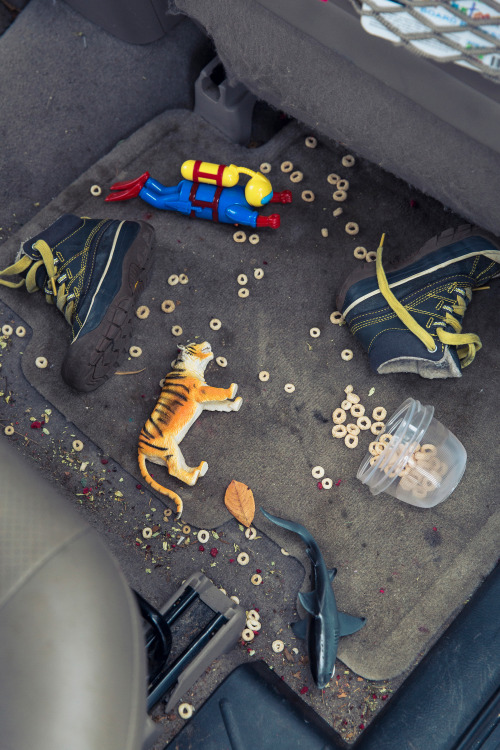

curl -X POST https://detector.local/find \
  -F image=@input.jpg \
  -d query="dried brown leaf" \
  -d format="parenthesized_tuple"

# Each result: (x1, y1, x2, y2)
(224, 480, 255, 527)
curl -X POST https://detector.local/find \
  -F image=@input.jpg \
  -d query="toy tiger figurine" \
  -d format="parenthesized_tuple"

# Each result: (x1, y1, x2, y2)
(138, 341, 242, 517)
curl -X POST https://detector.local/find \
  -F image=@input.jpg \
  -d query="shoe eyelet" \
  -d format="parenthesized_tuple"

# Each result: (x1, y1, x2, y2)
(427, 344, 438, 354)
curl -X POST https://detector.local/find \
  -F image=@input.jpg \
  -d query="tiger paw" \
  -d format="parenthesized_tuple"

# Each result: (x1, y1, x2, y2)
(232, 397, 243, 411)
(198, 461, 209, 477)
(230, 383, 238, 399)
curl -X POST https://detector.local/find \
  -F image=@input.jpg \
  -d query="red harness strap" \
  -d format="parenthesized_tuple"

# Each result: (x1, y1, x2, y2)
(188, 183, 224, 222)
(192, 161, 226, 185)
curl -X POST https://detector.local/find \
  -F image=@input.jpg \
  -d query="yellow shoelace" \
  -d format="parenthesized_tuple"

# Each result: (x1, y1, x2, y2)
(0, 239, 75, 324)
(376, 234, 481, 368)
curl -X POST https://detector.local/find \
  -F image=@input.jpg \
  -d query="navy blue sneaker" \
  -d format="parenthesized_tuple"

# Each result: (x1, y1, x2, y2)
(336, 225, 500, 378)
(0, 215, 155, 391)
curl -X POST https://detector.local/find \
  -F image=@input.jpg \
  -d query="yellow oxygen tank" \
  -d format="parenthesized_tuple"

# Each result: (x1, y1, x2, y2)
(181, 160, 240, 187)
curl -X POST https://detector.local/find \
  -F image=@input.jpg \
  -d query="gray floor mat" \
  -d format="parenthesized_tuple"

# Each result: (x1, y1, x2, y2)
(0, 109, 499, 681)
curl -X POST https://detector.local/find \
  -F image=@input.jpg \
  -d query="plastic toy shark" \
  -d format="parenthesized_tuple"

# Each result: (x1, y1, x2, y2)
(260, 507, 366, 688)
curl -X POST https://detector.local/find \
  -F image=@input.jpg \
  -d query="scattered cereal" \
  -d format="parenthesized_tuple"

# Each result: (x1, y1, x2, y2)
(332, 424, 347, 438)
(247, 618, 261, 631)
(281, 161, 293, 173)
(332, 408, 347, 424)
(371, 421, 386, 435)
(329, 311, 344, 325)
(305, 136, 318, 148)
(357, 416, 372, 430)
(372, 407, 387, 421)
(341, 349, 353, 361)
(281, 548, 290, 556)
(322, 478, 333, 489)
(1, 324, 12, 336)
(346, 423, 360, 436)
(90, 184, 102, 196)
(354, 246, 367, 260)
(272, 640, 284, 653)
(237, 552, 250, 566)
(210, 318, 222, 330)
(249, 234, 260, 245)
(15, 326, 26, 337)
(350, 403, 365, 418)
(197, 530, 210, 544)
(245, 527, 257, 540)
(342, 154, 355, 167)
(301, 190, 315, 202)
(248, 609, 260, 621)
(284, 383, 296, 393)
(237, 274, 248, 285)
(251, 574, 263, 585)
(337, 179, 350, 191)
(344, 385, 354, 393)
(346, 392, 360, 403)
(321, 228, 329, 237)
(233, 231, 246, 243)
(309, 327, 321, 338)
(327, 173, 340, 185)
(290, 171, 303, 183)
(4, 425, 14, 436)
(333, 190, 347, 202)
(161, 299, 175, 313)
(182, 524, 191, 535)
(179, 273, 189, 284)
(260, 162, 271, 173)
(242, 628, 255, 642)
(129, 346, 142, 358)
(312, 466, 325, 479)
(254, 267, 264, 279)
(216, 356, 227, 367)
(72, 440, 83, 452)
(259, 371, 270, 382)
(142, 527, 153, 539)
(171, 325, 183, 336)
(345, 222, 359, 236)
(333, 207, 343, 217)
(230, 595, 240, 604)
(366, 251, 377, 262)
(136, 306, 150, 319)
(238, 288, 249, 298)
(178, 703, 194, 720)
(168, 274, 179, 285)
(345, 434, 359, 449)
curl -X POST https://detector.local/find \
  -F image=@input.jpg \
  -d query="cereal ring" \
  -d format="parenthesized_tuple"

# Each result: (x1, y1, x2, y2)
(238, 288, 249, 298)
(345, 222, 359, 236)
(412, 486, 428, 500)
(251, 574, 263, 585)
(248, 609, 260, 621)
(237, 274, 248, 285)
(230, 595, 240, 604)
(290, 171, 303, 183)
(312, 466, 325, 479)
(370, 421, 385, 435)
(333, 207, 343, 217)
(369, 455, 382, 466)
(233, 230, 247, 243)
(171, 325, 183, 337)
(142, 527, 152, 539)
(332, 408, 346, 424)
(245, 527, 257, 540)
(129, 346, 142, 358)
(159, 378, 165, 388)
(272, 640, 284, 653)
(219, 588, 227, 595)
(421, 443, 437, 455)
(249, 234, 260, 244)
(182, 524, 191, 535)
(341, 349, 353, 361)
(327, 173, 340, 185)
(90, 184, 102, 197)
(284, 383, 295, 393)
(309, 327, 321, 338)
(332, 424, 347, 438)
(378, 433, 393, 445)
(357, 416, 372, 430)
(369, 441, 385, 456)
(321, 228, 329, 237)
(259, 371, 269, 382)
(35, 356, 48, 370)
(178, 703, 194, 719)
(247, 618, 261, 631)
(254, 268, 264, 279)
(4, 425, 14, 436)
(163, 508, 173, 518)
(15, 326, 26, 337)
(197, 530, 210, 544)
(350, 403, 365, 418)
(237, 552, 250, 566)
(346, 392, 360, 403)
(366, 251, 377, 263)
(260, 162, 271, 173)
(333, 190, 347, 202)
(322, 478, 333, 489)
(341, 400, 352, 411)
(281, 548, 290, 556)
(372, 407, 387, 421)
(1, 324, 12, 336)
(337, 179, 350, 191)
(281, 161, 293, 173)
(242, 628, 255, 642)
(301, 190, 315, 202)
(342, 155, 355, 167)
(168, 274, 179, 286)
(216, 356, 227, 367)
(344, 385, 354, 393)
(72, 440, 83, 452)
(136, 305, 150, 319)
(346, 423, 360, 436)
(210, 318, 222, 330)
(179, 273, 189, 284)
(329, 311, 344, 325)
(345, 434, 358, 449)
(354, 246, 367, 260)
(161, 299, 175, 313)
(305, 136, 318, 148)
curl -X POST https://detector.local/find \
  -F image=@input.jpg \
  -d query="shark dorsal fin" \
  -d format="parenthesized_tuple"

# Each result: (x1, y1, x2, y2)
(298, 591, 319, 616)
(338, 612, 366, 637)
(328, 567, 337, 582)
(291, 618, 308, 640)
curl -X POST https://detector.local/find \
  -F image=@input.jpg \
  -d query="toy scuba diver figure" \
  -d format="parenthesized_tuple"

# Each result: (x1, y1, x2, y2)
(105, 160, 292, 229)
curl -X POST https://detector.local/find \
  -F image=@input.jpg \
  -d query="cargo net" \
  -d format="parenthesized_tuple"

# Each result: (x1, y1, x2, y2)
(350, 0, 500, 82)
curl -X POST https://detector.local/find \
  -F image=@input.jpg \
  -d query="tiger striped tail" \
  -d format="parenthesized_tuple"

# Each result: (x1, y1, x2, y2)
(137, 450, 183, 518)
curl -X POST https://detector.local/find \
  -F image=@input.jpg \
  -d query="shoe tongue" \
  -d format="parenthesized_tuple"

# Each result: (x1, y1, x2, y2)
(21, 215, 83, 260)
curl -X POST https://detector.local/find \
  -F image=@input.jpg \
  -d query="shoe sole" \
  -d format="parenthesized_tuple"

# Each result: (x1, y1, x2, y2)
(335, 224, 500, 312)
(61, 221, 155, 392)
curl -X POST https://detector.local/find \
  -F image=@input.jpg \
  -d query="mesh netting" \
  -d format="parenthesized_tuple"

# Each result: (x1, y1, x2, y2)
(350, 0, 500, 82)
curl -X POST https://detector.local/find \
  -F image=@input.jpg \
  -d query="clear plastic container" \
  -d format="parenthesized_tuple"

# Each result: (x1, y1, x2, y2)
(357, 397, 466, 508)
